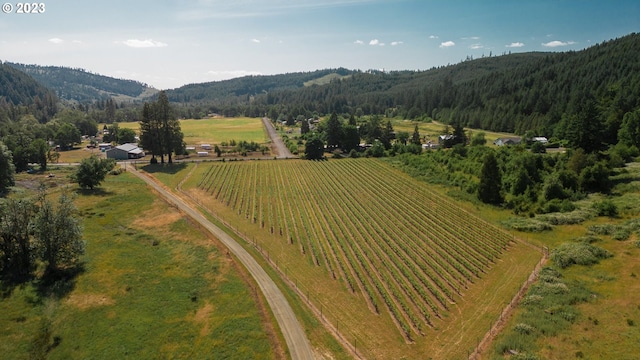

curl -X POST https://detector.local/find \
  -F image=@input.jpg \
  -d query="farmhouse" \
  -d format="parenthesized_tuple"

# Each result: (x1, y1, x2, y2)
(106, 143, 145, 160)
(494, 137, 522, 146)
(533, 136, 548, 144)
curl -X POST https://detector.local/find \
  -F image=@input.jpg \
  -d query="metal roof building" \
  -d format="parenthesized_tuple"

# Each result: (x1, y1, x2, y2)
(106, 143, 145, 160)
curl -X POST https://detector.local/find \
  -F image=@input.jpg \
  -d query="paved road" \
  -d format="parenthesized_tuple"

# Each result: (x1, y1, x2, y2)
(262, 117, 295, 159)
(128, 167, 314, 360)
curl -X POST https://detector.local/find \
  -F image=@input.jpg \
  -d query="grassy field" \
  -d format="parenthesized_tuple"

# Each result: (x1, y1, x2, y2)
(118, 117, 268, 146)
(0, 169, 282, 359)
(486, 164, 640, 359)
(55, 117, 268, 163)
(170, 158, 541, 359)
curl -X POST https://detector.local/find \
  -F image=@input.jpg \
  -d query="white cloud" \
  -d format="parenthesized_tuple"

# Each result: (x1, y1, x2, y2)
(251, 38, 261, 43)
(391, 41, 403, 46)
(506, 42, 525, 48)
(122, 39, 168, 48)
(439, 41, 455, 48)
(369, 39, 379, 45)
(470, 43, 483, 49)
(462, 36, 480, 40)
(72, 40, 83, 44)
(429, 35, 439, 39)
(48, 38, 64, 44)
(542, 40, 575, 47)
(354, 40, 364, 45)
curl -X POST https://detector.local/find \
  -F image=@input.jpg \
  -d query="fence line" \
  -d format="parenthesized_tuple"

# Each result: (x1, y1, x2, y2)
(176, 164, 365, 359)
(468, 246, 549, 359)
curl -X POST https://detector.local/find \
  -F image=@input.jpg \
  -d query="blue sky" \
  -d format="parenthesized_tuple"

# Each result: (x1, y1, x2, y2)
(1, 0, 638, 89)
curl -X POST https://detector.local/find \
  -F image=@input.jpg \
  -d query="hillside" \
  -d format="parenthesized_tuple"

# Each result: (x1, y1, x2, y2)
(0, 62, 58, 121)
(6, 62, 157, 103)
(164, 68, 355, 103)
(165, 33, 639, 137)
(0, 62, 56, 106)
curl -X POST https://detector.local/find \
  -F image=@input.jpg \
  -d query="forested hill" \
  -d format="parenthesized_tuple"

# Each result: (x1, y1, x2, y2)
(0, 62, 56, 106)
(165, 68, 355, 103)
(6, 62, 156, 103)
(172, 33, 639, 138)
(0, 62, 58, 121)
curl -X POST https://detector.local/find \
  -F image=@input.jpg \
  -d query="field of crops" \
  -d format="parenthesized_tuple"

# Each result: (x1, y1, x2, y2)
(193, 158, 514, 342)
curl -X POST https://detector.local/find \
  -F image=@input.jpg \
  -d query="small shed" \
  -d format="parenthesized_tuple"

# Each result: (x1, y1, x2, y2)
(200, 144, 212, 150)
(197, 151, 209, 157)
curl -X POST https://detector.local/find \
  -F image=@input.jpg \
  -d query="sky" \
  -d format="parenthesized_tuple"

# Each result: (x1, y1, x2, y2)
(0, 0, 638, 89)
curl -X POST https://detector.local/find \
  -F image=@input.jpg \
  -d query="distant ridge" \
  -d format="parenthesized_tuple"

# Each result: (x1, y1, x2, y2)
(6, 62, 157, 103)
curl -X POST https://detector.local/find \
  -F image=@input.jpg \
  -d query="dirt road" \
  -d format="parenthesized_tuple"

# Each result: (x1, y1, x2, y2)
(262, 117, 295, 159)
(128, 167, 314, 360)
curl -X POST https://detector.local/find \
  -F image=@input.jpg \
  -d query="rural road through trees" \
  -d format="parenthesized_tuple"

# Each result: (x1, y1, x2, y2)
(128, 167, 314, 360)
(262, 117, 295, 159)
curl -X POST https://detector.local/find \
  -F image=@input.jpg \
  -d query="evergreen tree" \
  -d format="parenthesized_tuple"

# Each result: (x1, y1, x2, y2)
(342, 125, 360, 152)
(139, 91, 184, 164)
(300, 118, 310, 135)
(380, 120, 395, 149)
(478, 151, 503, 204)
(139, 102, 162, 163)
(326, 112, 342, 149)
(565, 99, 603, 153)
(618, 109, 640, 148)
(411, 124, 421, 145)
(348, 114, 357, 126)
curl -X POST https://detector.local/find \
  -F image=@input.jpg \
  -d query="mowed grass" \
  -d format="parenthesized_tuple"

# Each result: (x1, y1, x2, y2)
(117, 117, 268, 146)
(0, 170, 280, 359)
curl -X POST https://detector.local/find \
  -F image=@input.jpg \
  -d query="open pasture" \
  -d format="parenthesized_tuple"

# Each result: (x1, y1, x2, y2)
(0, 171, 280, 359)
(182, 158, 541, 358)
(118, 117, 268, 146)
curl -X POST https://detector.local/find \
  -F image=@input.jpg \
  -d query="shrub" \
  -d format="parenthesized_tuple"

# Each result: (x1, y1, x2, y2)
(514, 323, 536, 335)
(501, 217, 552, 232)
(592, 199, 618, 217)
(612, 228, 631, 241)
(551, 242, 613, 269)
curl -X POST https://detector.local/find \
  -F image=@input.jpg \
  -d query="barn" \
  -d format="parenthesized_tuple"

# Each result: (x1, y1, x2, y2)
(106, 143, 145, 160)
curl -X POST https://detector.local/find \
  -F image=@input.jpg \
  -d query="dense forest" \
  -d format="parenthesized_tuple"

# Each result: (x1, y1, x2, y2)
(161, 33, 640, 139)
(5, 62, 152, 103)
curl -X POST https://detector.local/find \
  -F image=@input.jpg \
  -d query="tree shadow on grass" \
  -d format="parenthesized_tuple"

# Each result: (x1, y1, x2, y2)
(73, 187, 114, 197)
(142, 162, 188, 175)
(33, 264, 86, 304)
(0, 273, 34, 299)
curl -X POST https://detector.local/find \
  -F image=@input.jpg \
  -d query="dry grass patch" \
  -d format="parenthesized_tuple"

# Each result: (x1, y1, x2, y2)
(65, 293, 114, 310)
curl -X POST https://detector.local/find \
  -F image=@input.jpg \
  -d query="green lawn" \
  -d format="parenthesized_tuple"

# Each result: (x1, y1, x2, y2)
(0, 170, 279, 359)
